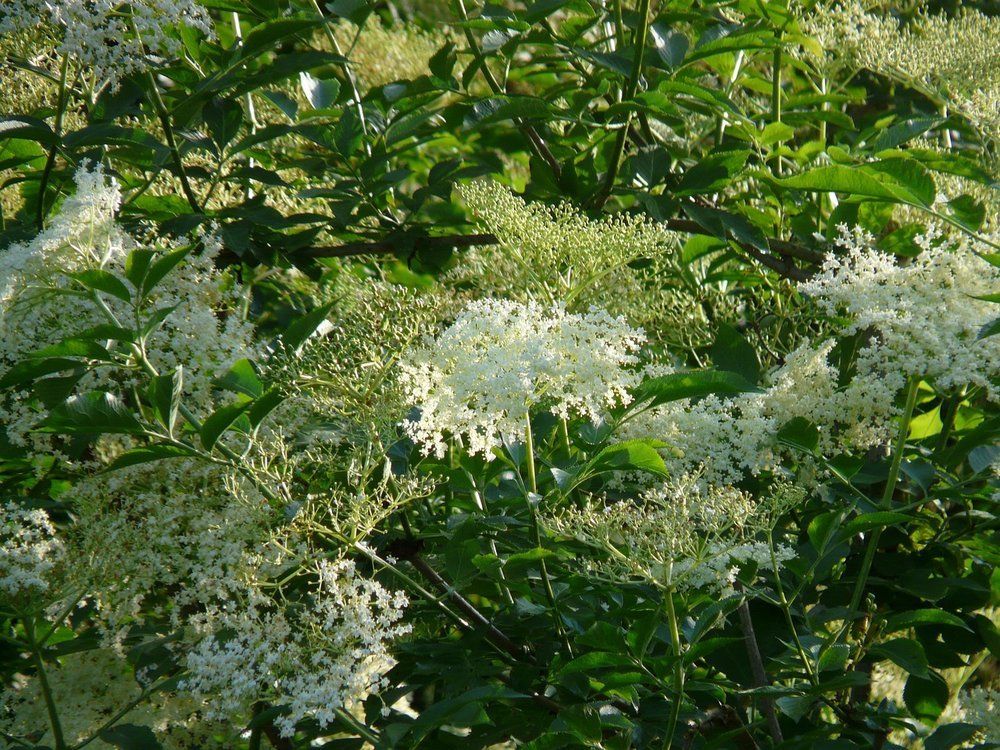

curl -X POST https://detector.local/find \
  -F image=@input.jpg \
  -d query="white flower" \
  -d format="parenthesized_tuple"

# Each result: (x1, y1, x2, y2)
(181, 559, 410, 737)
(0, 0, 214, 92)
(0, 503, 63, 598)
(0, 163, 255, 453)
(401, 299, 646, 459)
(800, 224, 1000, 400)
(547, 477, 799, 593)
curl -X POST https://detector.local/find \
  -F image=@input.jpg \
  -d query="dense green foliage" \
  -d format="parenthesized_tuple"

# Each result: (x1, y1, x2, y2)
(0, 0, 998, 748)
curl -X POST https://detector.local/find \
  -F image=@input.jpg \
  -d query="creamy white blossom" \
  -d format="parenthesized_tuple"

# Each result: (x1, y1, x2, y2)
(401, 299, 646, 458)
(0, 163, 255, 453)
(182, 559, 410, 737)
(800, 225, 1000, 399)
(0, 0, 214, 92)
(547, 478, 800, 593)
(0, 503, 63, 598)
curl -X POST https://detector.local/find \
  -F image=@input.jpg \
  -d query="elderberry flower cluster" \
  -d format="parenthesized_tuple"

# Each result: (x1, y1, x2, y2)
(0, 503, 63, 599)
(69, 459, 275, 648)
(798, 4, 1000, 143)
(401, 299, 645, 458)
(622, 339, 897, 485)
(455, 180, 679, 306)
(547, 477, 800, 593)
(182, 559, 410, 737)
(0, 163, 254, 454)
(0, 648, 238, 748)
(800, 225, 1000, 399)
(0, 0, 214, 92)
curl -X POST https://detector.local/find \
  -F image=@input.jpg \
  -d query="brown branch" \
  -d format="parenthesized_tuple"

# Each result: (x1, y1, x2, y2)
(405, 552, 530, 663)
(303, 233, 500, 259)
(736, 596, 784, 744)
(302, 223, 819, 281)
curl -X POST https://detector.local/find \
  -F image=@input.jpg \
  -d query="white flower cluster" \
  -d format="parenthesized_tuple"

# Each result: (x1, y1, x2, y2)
(0, 0, 213, 91)
(70, 458, 273, 647)
(798, 4, 1000, 143)
(800, 225, 1000, 400)
(622, 340, 897, 485)
(0, 648, 238, 749)
(401, 299, 645, 458)
(547, 477, 799, 593)
(182, 559, 410, 737)
(0, 163, 254, 454)
(623, 225, 999, 483)
(0, 503, 63, 599)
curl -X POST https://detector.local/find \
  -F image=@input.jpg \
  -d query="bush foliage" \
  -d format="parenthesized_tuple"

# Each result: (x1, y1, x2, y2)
(0, 0, 998, 748)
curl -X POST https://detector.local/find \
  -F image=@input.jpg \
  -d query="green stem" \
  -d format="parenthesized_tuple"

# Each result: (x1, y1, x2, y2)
(308, 0, 372, 156)
(24, 617, 66, 750)
(451, 0, 561, 177)
(335, 707, 381, 745)
(771, 41, 783, 176)
(662, 590, 684, 750)
(37, 55, 71, 229)
(146, 72, 201, 213)
(846, 377, 920, 618)
(768, 532, 817, 685)
(593, 0, 652, 209)
(524, 414, 573, 656)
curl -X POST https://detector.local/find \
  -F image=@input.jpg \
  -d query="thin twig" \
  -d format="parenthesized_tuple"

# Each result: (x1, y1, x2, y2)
(735, 593, 784, 744)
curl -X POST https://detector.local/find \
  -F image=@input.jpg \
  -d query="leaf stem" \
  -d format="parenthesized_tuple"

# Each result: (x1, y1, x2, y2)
(145, 71, 201, 213)
(662, 589, 684, 750)
(36, 54, 71, 229)
(524, 414, 573, 656)
(846, 377, 920, 619)
(23, 616, 67, 750)
(593, 0, 652, 209)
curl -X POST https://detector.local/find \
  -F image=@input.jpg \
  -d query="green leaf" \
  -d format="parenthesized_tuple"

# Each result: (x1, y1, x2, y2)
(148, 367, 183, 435)
(140, 247, 191, 297)
(0, 116, 59, 145)
(104, 444, 196, 471)
(213, 359, 263, 398)
(884, 609, 971, 634)
(299, 72, 341, 110)
(944, 195, 986, 231)
(0, 357, 85, 390)
(839, 511, 912, 539)
(279, 301, 336, 354)
(903, 671, 949, 723)
(631, 369, 759, 410)
(70, 269, 132, 302)
(650, 24, 688, 69)
(247, 388, 284, 427)
(99, 725, 163, 750)
(870, 638, 929, 678)
(978, 316, 1000, 340)
(761, 121, 796, 146)
(871, 117, 943, 151)
(772, 160, 935, 207)
(200, 400, 253, 450)
(776, 417, 819, 454)
(203, 97, 243, 150)
(556, 651, 636, 676)
(42, 392, 144, 435)
(587, 440, 668, 477)
(924, 723, 983, 750)
(710, 323, 761, 384)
